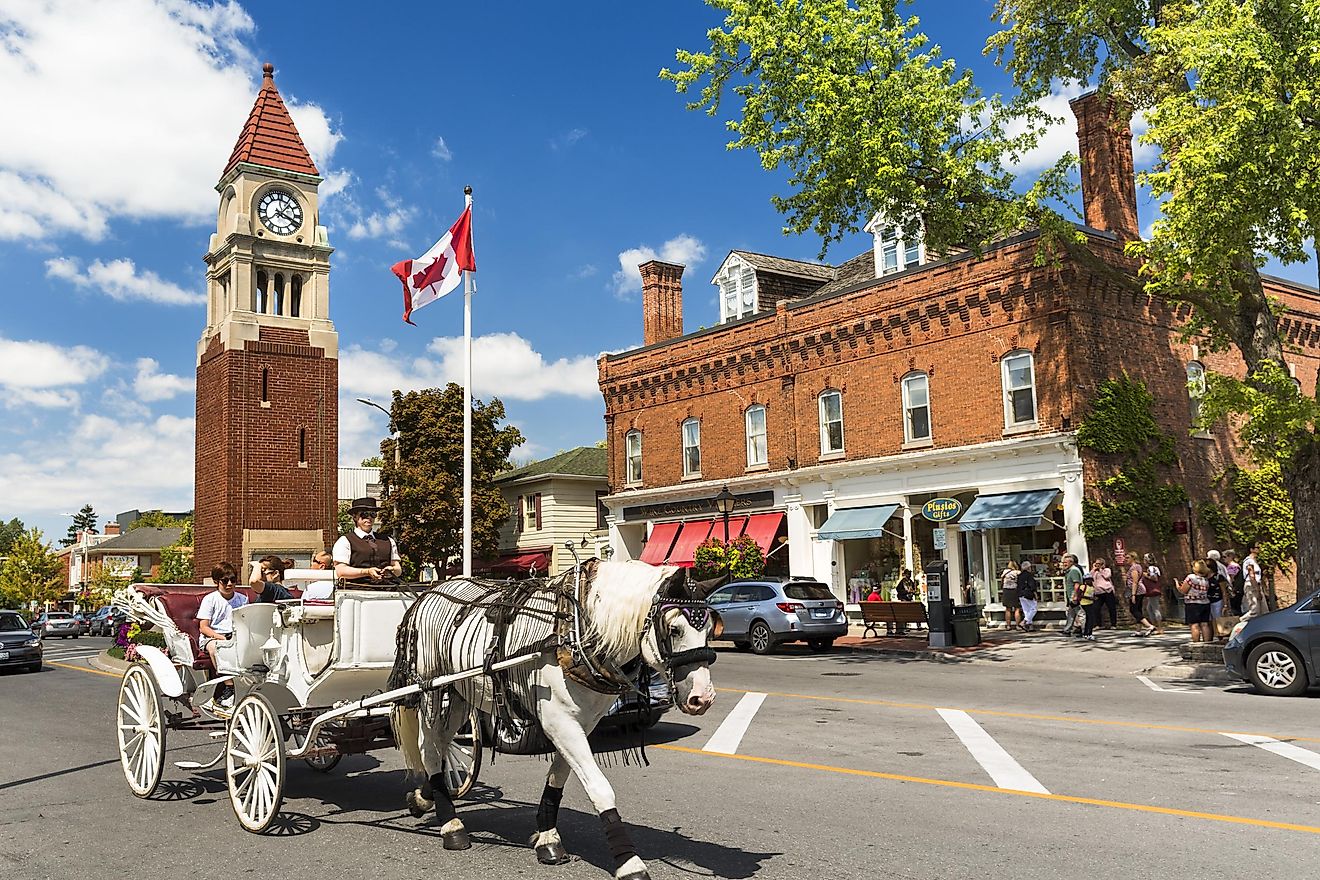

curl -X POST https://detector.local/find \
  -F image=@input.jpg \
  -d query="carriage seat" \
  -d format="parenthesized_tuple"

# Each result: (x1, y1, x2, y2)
(142, 585, 260, 672)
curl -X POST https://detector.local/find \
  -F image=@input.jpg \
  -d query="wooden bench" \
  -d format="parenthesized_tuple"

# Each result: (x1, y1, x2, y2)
(860, 601, 928, 638)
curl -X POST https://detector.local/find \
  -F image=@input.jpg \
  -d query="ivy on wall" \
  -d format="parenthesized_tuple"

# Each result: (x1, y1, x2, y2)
(1198, 461, 1296, 573)
(1077, 374, 1188, 544)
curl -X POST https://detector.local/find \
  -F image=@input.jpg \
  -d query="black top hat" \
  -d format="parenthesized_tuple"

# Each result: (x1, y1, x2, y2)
(347, 497, 380, 516)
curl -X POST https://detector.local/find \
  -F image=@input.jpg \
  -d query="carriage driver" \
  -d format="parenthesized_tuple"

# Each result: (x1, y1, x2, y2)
(333, 497, 402, 586)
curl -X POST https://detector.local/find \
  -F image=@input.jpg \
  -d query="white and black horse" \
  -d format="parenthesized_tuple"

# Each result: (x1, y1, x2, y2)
(389, 559, 718, 880)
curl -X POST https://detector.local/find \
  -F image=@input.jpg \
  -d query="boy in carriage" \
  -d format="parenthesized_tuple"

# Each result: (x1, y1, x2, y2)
(333, 497, 402, 587)
(197, 561, 249, 709)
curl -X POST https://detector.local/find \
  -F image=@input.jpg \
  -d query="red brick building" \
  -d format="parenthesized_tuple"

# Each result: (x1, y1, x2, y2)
(194, 64, 339, 578)
(598, 93, 1320, 615)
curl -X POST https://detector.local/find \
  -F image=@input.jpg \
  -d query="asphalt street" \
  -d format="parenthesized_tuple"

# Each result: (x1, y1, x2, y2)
(4, 635, 1320, 880)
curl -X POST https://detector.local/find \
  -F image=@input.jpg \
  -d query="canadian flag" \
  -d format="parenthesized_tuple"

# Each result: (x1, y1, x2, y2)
(391, 205, 476, 325)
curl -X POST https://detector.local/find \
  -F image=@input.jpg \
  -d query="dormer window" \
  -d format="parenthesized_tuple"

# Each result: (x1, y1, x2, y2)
(713, 256, 758, 323)
(865, 213, 925, 277)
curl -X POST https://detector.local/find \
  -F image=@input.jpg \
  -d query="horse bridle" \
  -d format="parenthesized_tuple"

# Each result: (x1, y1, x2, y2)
(640, 593, 718, 695)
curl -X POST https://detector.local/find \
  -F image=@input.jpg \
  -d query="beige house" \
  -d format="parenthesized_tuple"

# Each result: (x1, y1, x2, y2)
(488, 447, 608, 577)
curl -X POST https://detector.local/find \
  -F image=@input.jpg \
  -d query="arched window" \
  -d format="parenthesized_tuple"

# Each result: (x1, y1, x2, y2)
(902, 372, 931, 442)
(681, 418, 701, 477)
(290, 275, 302, 318)
(819, 390, 844, 454)
(745, 405, 768, 467)
(273, 273, 285, 316)
(1187, 361, 1207, 426)
(1001, 351, 1037, 427)
(624, 431, 643, 485)
(255, 270, 268, 314)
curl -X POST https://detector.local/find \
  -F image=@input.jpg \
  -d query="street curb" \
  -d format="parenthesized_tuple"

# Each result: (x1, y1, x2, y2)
(1142, 662, 1233, 683)
(91, 650, 129, 674)
(833, 642, 974, 664)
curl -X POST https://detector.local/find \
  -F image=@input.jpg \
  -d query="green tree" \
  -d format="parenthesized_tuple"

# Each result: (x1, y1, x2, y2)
(0, 517, 25, 556)
(126, 510, 191, 532)
(668, 0, 1320, 591)
(0, 528, 64, 612)
(359, 456, 386, 468)
(152, 519, 195, 584)
(61, 504, 98, 547)
(377, 384, 525, 570)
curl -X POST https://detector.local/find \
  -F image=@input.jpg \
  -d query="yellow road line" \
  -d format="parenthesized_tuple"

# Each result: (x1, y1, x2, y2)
(46, 659, 122, 679)
(655, 744, 1320, 835)
(714, 687, 1320, 745)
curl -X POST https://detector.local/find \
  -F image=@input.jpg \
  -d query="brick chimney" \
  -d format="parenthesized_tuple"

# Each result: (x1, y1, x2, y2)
(103, 523, 121, 536)
(639, 260, 684, 346)
(1069, 91, 1139, 241)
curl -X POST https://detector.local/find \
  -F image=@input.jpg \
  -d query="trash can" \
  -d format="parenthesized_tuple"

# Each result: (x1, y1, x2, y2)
(951, 605, 982, 647)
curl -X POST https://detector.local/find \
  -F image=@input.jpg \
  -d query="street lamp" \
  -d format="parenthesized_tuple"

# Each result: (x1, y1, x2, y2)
(713, 485, 736, 579)
(356, 397, 400, 465)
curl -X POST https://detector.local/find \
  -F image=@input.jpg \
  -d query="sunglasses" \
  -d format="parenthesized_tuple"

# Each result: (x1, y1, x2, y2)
(219, 577, 237, 585)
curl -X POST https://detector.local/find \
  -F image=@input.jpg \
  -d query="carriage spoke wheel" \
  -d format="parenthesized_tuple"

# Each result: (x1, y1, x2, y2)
(441, 705, 483, 799)
(226, 692, 286, 833)
(117, 664, 166, 798)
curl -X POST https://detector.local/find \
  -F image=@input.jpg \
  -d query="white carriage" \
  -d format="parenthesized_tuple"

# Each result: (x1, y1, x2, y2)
(113, 570, 484, 833)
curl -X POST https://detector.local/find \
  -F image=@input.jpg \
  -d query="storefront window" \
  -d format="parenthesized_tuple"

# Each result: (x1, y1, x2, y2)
(987, 524, 1067, 605)
(842, 533, 906, 603)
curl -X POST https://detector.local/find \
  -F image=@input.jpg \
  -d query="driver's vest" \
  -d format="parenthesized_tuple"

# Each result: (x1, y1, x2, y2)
(345, 531, 394, 570)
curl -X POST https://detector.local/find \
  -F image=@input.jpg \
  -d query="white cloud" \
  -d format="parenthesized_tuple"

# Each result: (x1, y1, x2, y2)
(1130, 109, 1158, 167)
(1002, 81, 1086, 173)
(550, 128, 588, 151)
(0, 336, 110, 409)
(571, 264, 599, 279)
(133, 358, 194, 401)
(0, 0, 343, 240)
(611, 234, 707, 298)
(320, 170, 353, 201)
(46, 256, 204, 306)
(345, 188, 416, 241)
(432, 136, 453, 161)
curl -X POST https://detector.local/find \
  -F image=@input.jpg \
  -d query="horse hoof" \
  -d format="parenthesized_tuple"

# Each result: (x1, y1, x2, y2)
(405, 789, 431, 818)
(442, 828, 472, 851)
(535, 841, 571, 865)
(617, 872, 651, 880)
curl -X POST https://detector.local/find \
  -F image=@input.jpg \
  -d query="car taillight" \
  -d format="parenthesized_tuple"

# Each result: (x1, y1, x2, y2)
(834, 601, 845, 610)
(776, 602, 803, 613)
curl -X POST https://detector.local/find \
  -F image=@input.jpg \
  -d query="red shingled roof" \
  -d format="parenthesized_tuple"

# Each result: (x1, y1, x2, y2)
(222, 63, 319, 178)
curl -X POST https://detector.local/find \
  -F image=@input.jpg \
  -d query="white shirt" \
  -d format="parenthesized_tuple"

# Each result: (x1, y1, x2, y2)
(1243, 554, 1263, 587)
(197, 590, 248, 643)
(332, 528, 400, 566)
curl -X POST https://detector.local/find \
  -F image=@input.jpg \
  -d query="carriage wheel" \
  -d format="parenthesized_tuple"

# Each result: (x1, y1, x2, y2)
(226, 692, 286, 833)
(441, 704, 483, 799)
(117, 664, 166, 798)
(301, 731, 341, 773)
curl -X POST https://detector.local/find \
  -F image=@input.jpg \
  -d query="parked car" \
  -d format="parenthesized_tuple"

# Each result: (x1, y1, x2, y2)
(33, 611, 81, 639)
(72, 612, 90, 635)
(1224, 591, 1320, 696)
(483, 662, 672, 755)
(0, 611, 43, 673)
(706, 578, 847, 654)
(88, 606, 127, 638)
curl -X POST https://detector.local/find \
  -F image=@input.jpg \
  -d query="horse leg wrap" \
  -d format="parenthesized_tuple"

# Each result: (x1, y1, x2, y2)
(536, 783, 564, 832)
(428, 773, 470, 850)
(531, 784, 569, 864)
(599, 809, 639, 873)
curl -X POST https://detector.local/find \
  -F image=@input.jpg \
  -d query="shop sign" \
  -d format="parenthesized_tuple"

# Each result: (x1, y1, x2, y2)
(621, 490, 775, 522)
(932, 528, 947, 551)
(921, 497, 963, 523)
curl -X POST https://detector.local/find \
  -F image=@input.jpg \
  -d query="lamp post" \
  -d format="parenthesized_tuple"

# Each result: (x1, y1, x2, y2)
(356, 397, 400, 465)
(713, 485, 737, 579)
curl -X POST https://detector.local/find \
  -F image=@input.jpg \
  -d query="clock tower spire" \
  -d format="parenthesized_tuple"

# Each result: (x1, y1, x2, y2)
(195, 62, 339, 578)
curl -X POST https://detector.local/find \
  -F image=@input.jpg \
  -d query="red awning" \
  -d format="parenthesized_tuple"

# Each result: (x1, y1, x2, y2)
(742, 512, 786, 554)
(490, 550, 551, 575)
(667, 520, 715, 567)
(639, 521, 682, 565)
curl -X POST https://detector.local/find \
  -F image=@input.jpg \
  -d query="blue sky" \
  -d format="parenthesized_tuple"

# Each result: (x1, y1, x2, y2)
(1, 0, 1314, 543)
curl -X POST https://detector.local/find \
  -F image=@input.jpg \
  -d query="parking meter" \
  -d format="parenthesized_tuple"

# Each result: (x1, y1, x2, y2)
(925, 559, 954, 648)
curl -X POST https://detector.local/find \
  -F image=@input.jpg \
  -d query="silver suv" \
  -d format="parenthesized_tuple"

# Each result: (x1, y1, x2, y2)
(707, 579, 847, 654)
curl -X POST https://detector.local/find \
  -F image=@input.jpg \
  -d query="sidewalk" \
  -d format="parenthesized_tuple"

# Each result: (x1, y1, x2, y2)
(836, 623, 1221, 680)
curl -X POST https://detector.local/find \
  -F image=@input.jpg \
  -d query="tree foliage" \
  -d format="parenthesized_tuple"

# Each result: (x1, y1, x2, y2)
(0, 517, 25, 556)
(152, 519, 195, 584)
(127, 510, 191, 532)
(377, 384, 525, 568)
(693, 535, 767, 581)
(0, 528, 64, 611)
(359, 456, 385, 468)
(1199, 461, 1296, 574)
(61, 504, 98, 547)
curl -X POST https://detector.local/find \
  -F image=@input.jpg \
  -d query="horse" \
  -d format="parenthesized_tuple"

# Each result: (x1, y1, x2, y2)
(388, 558, 718, 880)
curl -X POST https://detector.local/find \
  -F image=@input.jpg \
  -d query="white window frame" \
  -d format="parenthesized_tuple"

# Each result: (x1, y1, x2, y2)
(818, 390, 845, 455)
(1187, 361, 1210, 437)
(713, 256, 759, 323)
(624, 431, 643, 485)
(901, 372, 931, 443)
(1001, 350, 1038, 427)
(745, 405, 768, 467)
(682, 418, 702, 477)
(865, 214, 926, 277)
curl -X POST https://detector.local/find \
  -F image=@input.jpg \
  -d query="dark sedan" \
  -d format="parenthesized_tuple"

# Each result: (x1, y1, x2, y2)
(0, 611, 43, 673)
(1224, 590, 1320, 696)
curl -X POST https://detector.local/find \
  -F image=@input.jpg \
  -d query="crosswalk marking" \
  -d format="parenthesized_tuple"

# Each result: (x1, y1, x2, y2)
(703, 692, 767, 755)
(1222, 733, 1320, 772)
(937, 708, 1049, 794)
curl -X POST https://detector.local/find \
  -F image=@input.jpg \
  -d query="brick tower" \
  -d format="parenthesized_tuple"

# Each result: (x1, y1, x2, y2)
(194, 63, 338, 579)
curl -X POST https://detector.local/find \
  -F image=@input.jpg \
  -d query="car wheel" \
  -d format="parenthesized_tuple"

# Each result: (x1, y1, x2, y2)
(1246, 641, 1309, 697)
(482, 713, 549, 755)
(748, 621, 775, 655)
(808, 640, 834, 653)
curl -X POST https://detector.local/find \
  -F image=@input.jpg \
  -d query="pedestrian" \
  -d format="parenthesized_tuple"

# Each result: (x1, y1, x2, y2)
(1177, 560, 1213, 642)
(1126, 554, 1145, 627)
(1077, 571, 1098, 641)
(1240, 543, 1266, 622)
(1206, 550, 1228, 640)
(999, 560, 1021, 630)
(1138, 553, 1164, 636)
(1223, 549, 1243, 615)
(896, 568, 916, 601)
(1091, 557, 1117, 628)
(1017, 559, 1039, 631)
(865, 586, 883, 602)
(1060, 554, 1085, 636)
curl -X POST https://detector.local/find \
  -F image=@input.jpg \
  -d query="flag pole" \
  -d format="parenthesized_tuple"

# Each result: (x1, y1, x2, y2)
(462, 185, 474, 578)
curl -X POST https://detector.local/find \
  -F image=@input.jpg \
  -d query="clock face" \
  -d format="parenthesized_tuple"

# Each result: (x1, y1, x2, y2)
(257, 188, 303, 235)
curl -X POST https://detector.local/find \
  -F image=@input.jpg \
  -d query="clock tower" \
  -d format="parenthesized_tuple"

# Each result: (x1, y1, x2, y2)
(194, 63, 338, 578)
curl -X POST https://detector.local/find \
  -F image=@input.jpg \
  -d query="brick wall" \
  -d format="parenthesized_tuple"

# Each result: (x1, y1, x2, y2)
(194, 326, 338, 578)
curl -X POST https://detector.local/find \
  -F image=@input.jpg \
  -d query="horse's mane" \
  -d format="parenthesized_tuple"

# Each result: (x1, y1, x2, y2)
(584, 559, 676, 661)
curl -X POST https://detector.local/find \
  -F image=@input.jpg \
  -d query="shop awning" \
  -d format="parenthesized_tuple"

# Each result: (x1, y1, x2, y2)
(815, 504, 901, 541)
(709, 515, 749, 543)
(489, 550, 552, 575)
(742, 512, 785, 553)
(667, 519, 715, 567)
(639, 521, 682, 564)
(957, 489, 1059, 531)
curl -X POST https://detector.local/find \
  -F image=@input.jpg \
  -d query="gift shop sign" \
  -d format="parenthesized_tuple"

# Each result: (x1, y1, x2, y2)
(921, 498, 963, 523)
